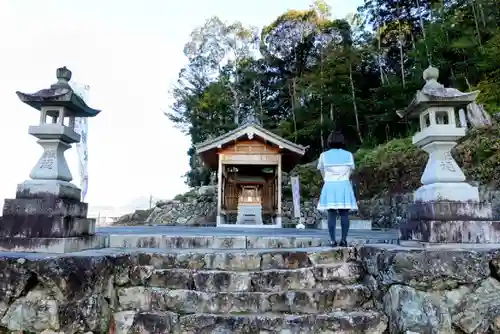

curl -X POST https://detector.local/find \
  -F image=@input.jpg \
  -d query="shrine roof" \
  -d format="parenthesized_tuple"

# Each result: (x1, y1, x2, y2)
(195, 121, 307, 156)
(16, 67, 101, 117)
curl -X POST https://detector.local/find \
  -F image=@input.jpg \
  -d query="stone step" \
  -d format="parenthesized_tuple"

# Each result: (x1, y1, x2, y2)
(116, 286, 372, 314)
(319, 219, 372, 230)
(97, 246, 357, 273)
(122, 264, 363, 292)
(107, 234, 398, 249)
(113, 310, 388, 334)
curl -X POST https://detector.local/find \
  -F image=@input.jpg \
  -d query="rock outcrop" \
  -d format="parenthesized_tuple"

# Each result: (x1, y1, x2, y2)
(1, 242, 500, 333)
(116, 186, 330, 228)
(362, 244, 500, 333)
(146, 188, 217, 227)
(111, 209, 154, 226)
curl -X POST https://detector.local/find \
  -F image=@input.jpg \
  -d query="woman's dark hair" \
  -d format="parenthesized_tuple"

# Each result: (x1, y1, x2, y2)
(326, 131, 346, 149)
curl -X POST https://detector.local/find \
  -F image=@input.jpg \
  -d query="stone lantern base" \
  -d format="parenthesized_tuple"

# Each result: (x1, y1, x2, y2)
(400, 201, 500, 243)
(0, 182, 107, 253)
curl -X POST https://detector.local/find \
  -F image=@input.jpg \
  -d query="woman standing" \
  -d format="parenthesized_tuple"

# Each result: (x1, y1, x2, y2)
(317, 131, 358, 247)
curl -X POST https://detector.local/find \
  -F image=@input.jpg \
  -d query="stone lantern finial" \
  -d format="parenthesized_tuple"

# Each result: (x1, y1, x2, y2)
(422, 65, 442, 90)
(53, 66, 72, 89)
(423, 65, 438, 81)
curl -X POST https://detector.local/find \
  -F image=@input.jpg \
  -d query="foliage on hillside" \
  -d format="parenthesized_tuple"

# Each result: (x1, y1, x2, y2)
(168, 0, 500, 188)
(289, 124, 500, 200)
(353, 138, 426, 198)
(455, 125, 500, 187)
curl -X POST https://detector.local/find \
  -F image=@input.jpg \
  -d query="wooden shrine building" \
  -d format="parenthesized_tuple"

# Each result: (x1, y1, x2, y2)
(195, 119, 307, 227)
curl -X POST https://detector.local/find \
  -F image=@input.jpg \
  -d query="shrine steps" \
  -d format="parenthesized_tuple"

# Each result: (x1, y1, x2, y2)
(100, 246, 388, 333)
(104, 233, 399, 249)
(113, 310, 387, 333)
(117, 285, 372, 312)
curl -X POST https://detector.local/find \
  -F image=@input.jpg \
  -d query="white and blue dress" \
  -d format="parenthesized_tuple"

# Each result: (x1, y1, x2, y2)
(317, 149, 358, 211)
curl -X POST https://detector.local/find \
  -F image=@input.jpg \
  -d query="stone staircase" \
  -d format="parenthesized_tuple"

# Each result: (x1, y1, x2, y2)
(106, 232, 399, 250)
(109, 243, 388, 333)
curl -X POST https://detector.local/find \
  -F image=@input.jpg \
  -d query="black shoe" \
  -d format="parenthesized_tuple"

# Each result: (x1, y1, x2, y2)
(330, 241, 338, 247)
(339, 240, 348, 247)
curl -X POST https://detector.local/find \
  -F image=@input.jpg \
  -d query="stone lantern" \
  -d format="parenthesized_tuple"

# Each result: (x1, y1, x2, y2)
(0, 67, 106, 253)
(15, 66, 99, 199)
(398, 65, 499, 243)
(402, 66, 479, 202)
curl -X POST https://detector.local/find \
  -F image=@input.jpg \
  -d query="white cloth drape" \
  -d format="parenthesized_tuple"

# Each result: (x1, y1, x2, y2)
(69, 82, 90, 202)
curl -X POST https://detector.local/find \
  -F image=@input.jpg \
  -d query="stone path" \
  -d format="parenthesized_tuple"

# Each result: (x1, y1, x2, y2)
(97, 225, 397, 238)
(97, 225, 400, 250)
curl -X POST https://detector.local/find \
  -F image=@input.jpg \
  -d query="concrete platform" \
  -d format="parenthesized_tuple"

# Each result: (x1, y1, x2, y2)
(0, 225, 398, 253)
(0, 235, 108, 253)
(97, 225, 399, 249)
(320, 219, 372, 230)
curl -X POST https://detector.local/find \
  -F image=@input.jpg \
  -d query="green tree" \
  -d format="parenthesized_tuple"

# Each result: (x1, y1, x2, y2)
(169, 0, 500, 189)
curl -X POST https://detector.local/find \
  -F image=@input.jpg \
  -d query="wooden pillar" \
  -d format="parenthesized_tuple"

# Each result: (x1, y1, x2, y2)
(216, 154, 223, 226)
(221, 175, 225, 209)
(276, 154, 282, 227)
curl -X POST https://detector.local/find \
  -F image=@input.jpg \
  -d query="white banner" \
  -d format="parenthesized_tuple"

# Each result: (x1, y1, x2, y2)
(291, 176, 301, 218)
(69, 82, 90, 202)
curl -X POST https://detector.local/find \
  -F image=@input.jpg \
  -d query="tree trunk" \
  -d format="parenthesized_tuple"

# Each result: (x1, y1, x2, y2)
(470, 0, 483, 47)
(377, 28, 385, 84)
(399, 36, 406, 88)
(229, 85, 240, 124)
(320, 108, 324, 149)
(258, 82, 264, 122)
(415, 0, 430, 64)
(348, 63, 363, 144)
(320, 47, 325, 149)
(289, 79, 298, 142)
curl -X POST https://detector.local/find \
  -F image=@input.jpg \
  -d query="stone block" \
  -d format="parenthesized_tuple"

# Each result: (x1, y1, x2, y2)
(0, 235, 108, 253)
(409, 201, 493, 221)
(2, 197, 88, 217)
(141, 264, 364, 292)
(400, 219, 500, 243)
(115, 285, 370, 314)
(0, 215, 95, 238)
(178, 312, 387, 333)
(16, 180, 81, 201)
(320, 219, 372, 230)
(414, 182, 480, 202)
(128, 311, 179, 334)
(236, 204, 263, 225)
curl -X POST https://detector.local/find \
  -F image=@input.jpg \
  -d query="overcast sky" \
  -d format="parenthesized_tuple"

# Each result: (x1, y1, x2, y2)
(0, 0, 362, 207)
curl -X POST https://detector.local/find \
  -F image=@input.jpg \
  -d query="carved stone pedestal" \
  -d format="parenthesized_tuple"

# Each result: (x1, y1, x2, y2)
(0, 193, 107, 253)
(400, 201, 500, 243)
(237, 204, 263, 225)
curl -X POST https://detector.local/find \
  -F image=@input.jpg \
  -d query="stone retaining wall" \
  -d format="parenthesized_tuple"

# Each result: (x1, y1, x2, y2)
(358, 186, 500, 228)
(362, 243, 500, 333)
(115, 186, 500, 229)
(132, 188, 358, 228)
(2, 244, 500, 333)
(141, 196, 328, 228)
